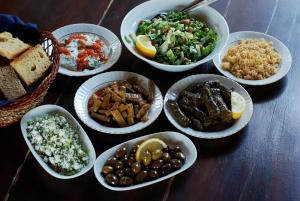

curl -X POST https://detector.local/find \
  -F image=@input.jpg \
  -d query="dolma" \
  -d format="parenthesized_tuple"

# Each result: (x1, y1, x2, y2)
(167, 100, 191, 127)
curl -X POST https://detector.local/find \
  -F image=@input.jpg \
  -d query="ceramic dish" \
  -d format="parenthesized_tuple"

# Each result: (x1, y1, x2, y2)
(164, 74, 253, 139)
(94, 131, 197, 191)
(20, 105, 96, 179)
(213, 31, 292, 85)
(53, 23, 121, 76)
(74, 71, 163, 134)
(120, 0, 229, 72)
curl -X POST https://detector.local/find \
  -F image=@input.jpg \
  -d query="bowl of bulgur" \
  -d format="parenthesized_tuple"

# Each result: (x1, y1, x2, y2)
(213, 31, 292, 86)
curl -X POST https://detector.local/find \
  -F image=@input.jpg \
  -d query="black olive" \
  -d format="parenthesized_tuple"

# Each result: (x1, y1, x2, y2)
(101, 165, 114, 175)
(162, 152, 171, 162)
(160, 163, 172, 175)
(131, 162, 142, 174)
(170, 159, 183, 169)
(115, 169, 125, 178)
(135, 170, 148, 183)
(151, 159, 164, 170)
(124, 167, 135, 177)
(130, 144, 140, 154)
(121, 154, 129, 164)
(105, 157, 118, 166)
(148, 170, 159, 179)
(115, 146, 128, 158)
(126, 157, 135, 167)
(174, 152, 186, 163)
(169, 145, 181, 154)
(105, 174, 118, 186)
(119, 176, 134, 186)
(163, 147, 169, 153)
(142, 165, 150, 171)
(114, 161, 124, 170)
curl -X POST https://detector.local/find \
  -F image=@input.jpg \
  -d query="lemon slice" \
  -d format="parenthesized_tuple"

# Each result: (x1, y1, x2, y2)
(136, 138, 167, 162)
(136, 35, 157, 58)
(231, 91, 246, 119)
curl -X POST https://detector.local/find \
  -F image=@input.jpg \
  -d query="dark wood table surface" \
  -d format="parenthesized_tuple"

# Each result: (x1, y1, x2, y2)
(1, 0, 300, 200)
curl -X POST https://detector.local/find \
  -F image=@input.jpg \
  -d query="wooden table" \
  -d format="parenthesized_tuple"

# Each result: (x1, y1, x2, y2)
(1, 0, 300, 200)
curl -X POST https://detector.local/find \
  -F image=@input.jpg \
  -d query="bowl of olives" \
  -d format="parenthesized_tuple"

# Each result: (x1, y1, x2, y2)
(93, 131, 197, 191)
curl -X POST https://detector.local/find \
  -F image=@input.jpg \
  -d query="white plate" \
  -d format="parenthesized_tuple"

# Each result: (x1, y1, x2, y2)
(53, 23, 122, 76)
(20, 105, 96, 179)
(164, 74, 253, 139)
(213, 31, 292, 85)
(120, 0, 229, 72)
(74, 71, 163, 134)
(94, 131, 197, 191)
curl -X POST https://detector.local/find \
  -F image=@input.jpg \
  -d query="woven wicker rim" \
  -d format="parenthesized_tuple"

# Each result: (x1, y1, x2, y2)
(0, 31, 60, 126)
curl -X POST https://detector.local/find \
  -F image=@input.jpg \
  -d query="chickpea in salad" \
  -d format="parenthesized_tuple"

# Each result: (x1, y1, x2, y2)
(135, 11, 218, 65)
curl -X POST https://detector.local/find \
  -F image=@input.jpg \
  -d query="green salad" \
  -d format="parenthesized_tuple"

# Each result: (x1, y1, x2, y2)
(136, 11, 218, 65)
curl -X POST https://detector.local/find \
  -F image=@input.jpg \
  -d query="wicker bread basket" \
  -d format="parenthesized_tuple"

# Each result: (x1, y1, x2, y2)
(0, 31, 60, 127)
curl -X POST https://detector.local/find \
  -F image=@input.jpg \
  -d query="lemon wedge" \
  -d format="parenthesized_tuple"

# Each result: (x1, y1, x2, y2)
(136, 138, 167, 162)
(231, 91, 246, 119)
(136, 35, 157, 58)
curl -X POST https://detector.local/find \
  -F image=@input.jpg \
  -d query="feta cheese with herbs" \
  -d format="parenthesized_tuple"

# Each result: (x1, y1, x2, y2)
(27, 114, 89, 175)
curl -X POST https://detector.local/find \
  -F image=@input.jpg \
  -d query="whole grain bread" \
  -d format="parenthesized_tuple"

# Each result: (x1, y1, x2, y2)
(10, 44, 51, 87)
(0, 32, 31, 59)
(0, 65, 27, 100)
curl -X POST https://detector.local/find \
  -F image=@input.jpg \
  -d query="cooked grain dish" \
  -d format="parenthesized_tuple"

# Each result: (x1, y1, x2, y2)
(221, 39, 281, 80)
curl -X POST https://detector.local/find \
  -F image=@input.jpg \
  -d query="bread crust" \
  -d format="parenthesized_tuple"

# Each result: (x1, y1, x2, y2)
(10, 44, 52, 87)
(0, 65, 27, 99)
(0, 32, 31, 59)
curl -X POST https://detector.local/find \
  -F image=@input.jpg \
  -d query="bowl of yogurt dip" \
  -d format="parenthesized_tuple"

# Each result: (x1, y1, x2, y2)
(53, 23, 122, 76)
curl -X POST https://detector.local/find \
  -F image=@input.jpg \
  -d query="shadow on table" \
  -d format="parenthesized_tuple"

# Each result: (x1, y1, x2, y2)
(191, 126, 249, 158)
(244, 77, 288, 103)
(8, 154, 167, 201)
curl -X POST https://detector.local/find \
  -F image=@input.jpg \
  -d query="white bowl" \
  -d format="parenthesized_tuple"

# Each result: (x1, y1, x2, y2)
(94, 131, 197, 191)
(20, 105, 96, 179)
(74, 71, 163, 134)
(120, 0, 229, 72)
(164, 74, 253, 139)
(53, 23, 122, 76)
(213, 31, 292, 85)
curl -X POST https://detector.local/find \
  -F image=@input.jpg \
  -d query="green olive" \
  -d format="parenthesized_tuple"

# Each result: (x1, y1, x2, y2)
(131, 162, 142, 174)
(162, 152, 171, 162)
(142, 150, 152, 166)
(101, 165, 114, 175)
(174, 152, 186, 163)
(151, 149, 163, 160)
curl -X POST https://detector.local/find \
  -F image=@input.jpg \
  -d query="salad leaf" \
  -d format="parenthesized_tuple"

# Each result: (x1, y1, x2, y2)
(136, 11, 218, 65)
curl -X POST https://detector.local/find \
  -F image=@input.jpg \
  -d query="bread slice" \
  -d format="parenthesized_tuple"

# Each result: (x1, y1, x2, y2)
(10, 44, 51, 87)
(0, 32, 31, 59)
(0, 65, 27, 100)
